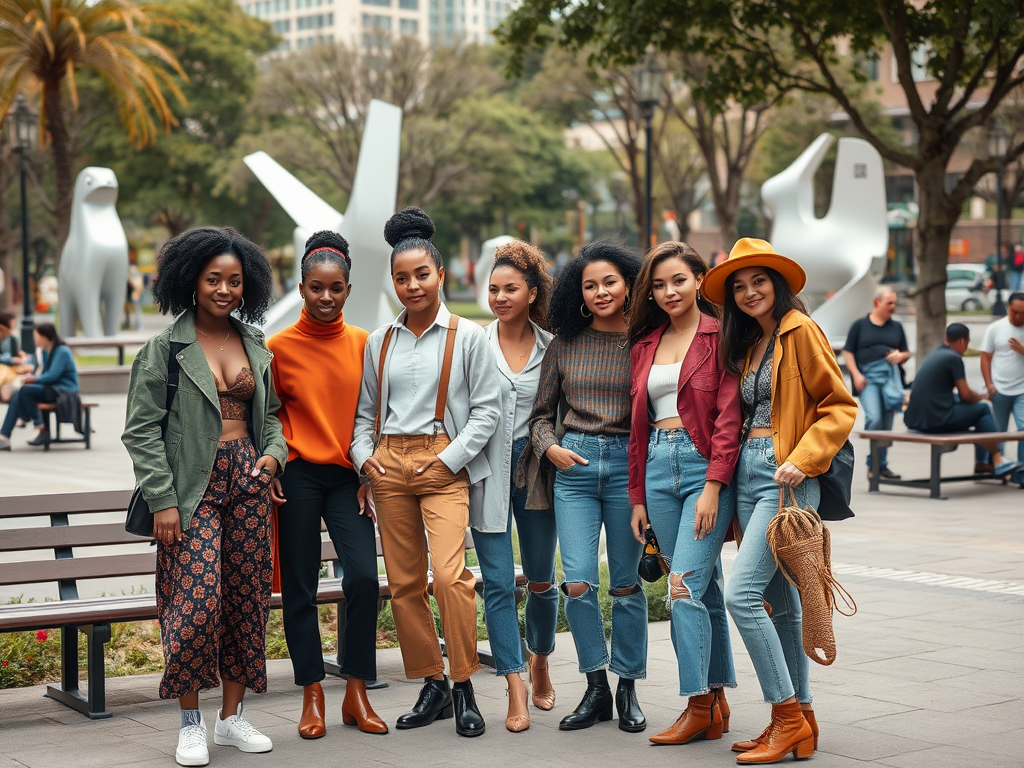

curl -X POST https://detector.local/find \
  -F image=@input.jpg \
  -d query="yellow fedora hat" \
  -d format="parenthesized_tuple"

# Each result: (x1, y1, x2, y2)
(701, 238, 806, 306)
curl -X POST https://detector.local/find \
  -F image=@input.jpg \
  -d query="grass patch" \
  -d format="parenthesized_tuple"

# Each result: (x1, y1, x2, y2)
(72, 353, 137, 367)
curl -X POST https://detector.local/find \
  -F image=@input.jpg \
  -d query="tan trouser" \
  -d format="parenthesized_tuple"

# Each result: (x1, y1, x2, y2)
(368, 434, 480, 682)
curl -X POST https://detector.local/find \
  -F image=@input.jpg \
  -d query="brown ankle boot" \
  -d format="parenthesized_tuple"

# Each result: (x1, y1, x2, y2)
(733, 722, 771, 753)
(529, 654, 556, 711)
(735, 702, 814, 764)
(648, 692, 722, 744)
(298, 682, 326, 739)
(733, 703, 814, 752)
(714, 688, 731, 733)
(802, 707, 818, 749)
(342, 678, 389, 734)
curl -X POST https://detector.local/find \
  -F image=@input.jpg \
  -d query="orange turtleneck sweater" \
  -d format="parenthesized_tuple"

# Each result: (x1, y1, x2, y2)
(268, 307, 369, 469)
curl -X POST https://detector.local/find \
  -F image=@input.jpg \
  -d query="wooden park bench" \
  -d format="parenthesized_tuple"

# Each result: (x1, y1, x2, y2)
(0, 490, 524, 719)
(37, 402, 97, 450)
(64, 335, 151, 366)
(858, 429, 1022, 499)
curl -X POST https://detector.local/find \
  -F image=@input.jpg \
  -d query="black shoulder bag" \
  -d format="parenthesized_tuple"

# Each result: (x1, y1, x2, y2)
(125, 342, 188, 537)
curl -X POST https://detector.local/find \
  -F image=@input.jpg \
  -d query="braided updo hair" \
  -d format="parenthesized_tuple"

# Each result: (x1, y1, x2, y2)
(491, 240, 553, 328)
(384, 207, 442, 271)
(302, 230, 351, 281)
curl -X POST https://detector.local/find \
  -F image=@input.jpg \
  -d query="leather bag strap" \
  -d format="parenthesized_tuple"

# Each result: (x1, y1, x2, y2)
(433, 314, 460, 430)
(373, 326, 396, 440)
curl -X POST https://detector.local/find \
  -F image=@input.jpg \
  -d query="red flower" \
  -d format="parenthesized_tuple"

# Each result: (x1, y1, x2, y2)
(36, 629, 48, 642)
(2, 660, 8, 667)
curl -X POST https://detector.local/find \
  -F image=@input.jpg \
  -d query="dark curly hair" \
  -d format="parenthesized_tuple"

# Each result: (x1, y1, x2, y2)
(720, 267, 808, 375)
(302, 230, 351, 281)
(153, 226, 274, 324)
(384, 207, 442, 271)
(491, 240, 553, 328)
(547, 240, 642, 341)
(628, 241, 719, 344)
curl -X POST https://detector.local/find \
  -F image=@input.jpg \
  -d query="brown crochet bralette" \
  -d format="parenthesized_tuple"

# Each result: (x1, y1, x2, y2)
(215, 367, 255, 421)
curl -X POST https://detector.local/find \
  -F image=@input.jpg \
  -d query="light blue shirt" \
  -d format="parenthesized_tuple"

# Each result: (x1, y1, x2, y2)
(381, 303, 452, 436)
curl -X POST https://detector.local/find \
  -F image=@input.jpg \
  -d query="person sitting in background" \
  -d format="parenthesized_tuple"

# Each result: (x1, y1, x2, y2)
(0, 323, 78, 450)
(0, 311, 28, 402)
(980, 293, 1024, 488)
(904, 322, 1020, 477)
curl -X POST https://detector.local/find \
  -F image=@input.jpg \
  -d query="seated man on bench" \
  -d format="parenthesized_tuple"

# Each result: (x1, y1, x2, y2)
(904, 322, 1021, 477)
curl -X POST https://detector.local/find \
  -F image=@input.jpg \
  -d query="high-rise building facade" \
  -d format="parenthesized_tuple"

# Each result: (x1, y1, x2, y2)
(429, 0, 515, 45)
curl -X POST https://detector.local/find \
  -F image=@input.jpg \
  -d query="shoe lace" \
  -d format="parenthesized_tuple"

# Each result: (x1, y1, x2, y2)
(229, 714, 261, 740)
(180, 723, 206, 750)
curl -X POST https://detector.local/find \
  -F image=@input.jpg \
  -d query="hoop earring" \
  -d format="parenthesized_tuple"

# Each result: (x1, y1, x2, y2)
(580, 303, 592, 318)
(238, 297, 245, 310)
(192, 292, 197, 305)
(647, 294, 654, 301)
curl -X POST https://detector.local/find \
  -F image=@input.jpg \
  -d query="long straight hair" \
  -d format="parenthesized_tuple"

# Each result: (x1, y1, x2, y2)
(720, 267, 808, 375)
(628, 242, 719, 344)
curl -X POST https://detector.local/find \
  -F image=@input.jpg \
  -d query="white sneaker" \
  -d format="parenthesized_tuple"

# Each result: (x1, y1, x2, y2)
(175, 717, 209, 767)
(213, 706, 273, 753)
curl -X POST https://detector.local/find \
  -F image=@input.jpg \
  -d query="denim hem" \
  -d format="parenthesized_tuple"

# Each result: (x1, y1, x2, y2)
(709, 682, 738, 690)
(610, 668, 646, 681)
(294, 673, 326, 687)
(578, 659, 610, 674)
(764, 691, 797, 705)
(491, 665, 527, 677)
(799, 696, 813, 705)
(679, 687, 711, 697)
(525, 643, 555, 657)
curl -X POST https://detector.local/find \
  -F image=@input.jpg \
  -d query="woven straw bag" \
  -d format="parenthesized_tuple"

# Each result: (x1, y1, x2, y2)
(766, 488, 857, 666)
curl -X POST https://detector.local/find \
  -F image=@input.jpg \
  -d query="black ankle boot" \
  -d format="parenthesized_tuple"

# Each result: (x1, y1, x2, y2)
(452, 680, 486, 737)
(615, 677, 645, 732)
(395, 677, 453, 729)
(558, 670, 613, 731)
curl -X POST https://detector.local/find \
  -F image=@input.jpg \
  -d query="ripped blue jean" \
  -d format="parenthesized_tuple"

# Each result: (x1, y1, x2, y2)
(553, 432, 647, 679)
(644, 429, 736, 697)
(725, 437, 818, 704)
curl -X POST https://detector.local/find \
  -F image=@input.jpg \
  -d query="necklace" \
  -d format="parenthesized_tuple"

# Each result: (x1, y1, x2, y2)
(198, 328, 231, 351)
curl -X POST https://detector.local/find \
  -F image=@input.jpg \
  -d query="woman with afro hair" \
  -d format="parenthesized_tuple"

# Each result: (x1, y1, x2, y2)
(472, 240, 558, 732)
(122, 226, 288, 766)
(527, 240, 648, 733)
(350, 208, 501, 738)
(268, 231, 387, 739)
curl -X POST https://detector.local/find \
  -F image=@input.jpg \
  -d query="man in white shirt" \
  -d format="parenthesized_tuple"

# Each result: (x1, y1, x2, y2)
(980, 292, 1024, 487)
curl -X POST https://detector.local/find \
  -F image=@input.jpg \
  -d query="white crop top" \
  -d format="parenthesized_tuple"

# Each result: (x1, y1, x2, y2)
(648, 361, 682, 422)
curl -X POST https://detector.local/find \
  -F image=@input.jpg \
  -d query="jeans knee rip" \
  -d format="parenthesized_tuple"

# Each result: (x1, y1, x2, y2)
(608, 583, 643, 599)
(561, 581, 595, 599)
(527, 580, 555, 595)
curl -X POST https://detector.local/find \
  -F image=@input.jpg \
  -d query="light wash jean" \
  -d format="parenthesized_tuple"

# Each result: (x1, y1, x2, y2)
(725, 437, 818, 705)
(474, 438, 560, 675)
(992, 391, 1024, 484)
(553, 432, 648, 679)
(857, 383, 896, 470)
(644, 429, 736, 697)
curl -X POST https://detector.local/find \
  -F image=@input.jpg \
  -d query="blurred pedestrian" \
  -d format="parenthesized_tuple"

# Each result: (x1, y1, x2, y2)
(980, 293, 1024, 487)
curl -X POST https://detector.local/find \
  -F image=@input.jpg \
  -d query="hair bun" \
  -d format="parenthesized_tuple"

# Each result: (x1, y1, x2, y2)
(384, 207, 436, 247)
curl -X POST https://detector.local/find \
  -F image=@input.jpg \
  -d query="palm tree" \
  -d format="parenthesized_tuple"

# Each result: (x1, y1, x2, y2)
(0, 0, 186, 256)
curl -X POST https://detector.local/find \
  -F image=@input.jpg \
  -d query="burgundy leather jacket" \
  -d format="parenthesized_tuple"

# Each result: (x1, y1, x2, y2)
(628, 314, 742, 506)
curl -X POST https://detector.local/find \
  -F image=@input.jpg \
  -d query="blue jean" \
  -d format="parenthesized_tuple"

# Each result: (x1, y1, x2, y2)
(726, 437, 818, 704)
(553, 432, 647, 678)
(992, 392, 1024, 483)
(858, 382, 896, 469)
(1, 384, 54, 437)
(644, 429, 736, 697)
(474, 438, 560, 675)
(1010, 270, 1022, 292)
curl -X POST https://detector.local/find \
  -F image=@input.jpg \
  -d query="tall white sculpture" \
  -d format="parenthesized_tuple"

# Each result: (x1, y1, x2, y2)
(246, 99, 403, 336)
(761, 133, 889, 343)
(474, 235, 515, 315)
(57, 167, 130, 338)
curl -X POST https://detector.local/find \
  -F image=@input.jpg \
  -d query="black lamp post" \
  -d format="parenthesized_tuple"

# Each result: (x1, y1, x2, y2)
(991, 124, 1009, 318)
(635, 48, 664, 251)
(6, 95, 38, 352)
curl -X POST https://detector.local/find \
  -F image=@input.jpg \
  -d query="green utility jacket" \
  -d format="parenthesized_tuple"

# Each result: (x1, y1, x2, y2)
(122, 309, 288, 531)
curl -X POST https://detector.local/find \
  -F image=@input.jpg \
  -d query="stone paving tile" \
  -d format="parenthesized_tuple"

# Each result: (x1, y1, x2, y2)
(875, 745, 1021, 768)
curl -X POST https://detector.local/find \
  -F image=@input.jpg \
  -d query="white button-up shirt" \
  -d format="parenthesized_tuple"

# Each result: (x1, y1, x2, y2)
(381, 304, 452, 436)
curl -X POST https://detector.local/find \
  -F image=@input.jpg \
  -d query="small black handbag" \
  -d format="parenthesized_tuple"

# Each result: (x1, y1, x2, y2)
(817, 439, 855, 522)
(125, 342, 186, 537)
(638, 525, 671, 583)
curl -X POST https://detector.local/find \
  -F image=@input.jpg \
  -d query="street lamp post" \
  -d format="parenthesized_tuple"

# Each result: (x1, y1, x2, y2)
(635, 48, 663, 251)
(6, 95, 38, 352)
(991, 124, 1009, 318)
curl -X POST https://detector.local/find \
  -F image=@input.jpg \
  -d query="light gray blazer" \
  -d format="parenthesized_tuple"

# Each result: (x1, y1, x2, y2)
(350, 309, 501, 484)
(471, 320, 553, 533)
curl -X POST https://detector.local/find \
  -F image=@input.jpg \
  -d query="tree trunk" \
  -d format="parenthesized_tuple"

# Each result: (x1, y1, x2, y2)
(43, 82, 74, 263)
(913, 160, 956, 359)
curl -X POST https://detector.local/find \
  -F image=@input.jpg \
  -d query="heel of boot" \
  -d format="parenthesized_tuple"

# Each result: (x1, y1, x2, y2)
(705, 721, 724, 740)
(598, 705, 613, 722)
(438, 703, 455, 720)
(341, 709, 356, 726)
(794, 736, 815, 759)
(722, 715, 730, 734)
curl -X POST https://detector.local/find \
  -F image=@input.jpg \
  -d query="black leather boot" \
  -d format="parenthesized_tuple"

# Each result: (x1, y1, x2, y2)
(395, 677, 453, 729)
(615, 677, 646, 732)
(558, 670, 613, 731)
(452, 680, 486, 737)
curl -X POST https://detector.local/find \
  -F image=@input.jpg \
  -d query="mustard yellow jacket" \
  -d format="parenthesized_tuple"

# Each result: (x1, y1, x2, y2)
(743, 310, 857, 476)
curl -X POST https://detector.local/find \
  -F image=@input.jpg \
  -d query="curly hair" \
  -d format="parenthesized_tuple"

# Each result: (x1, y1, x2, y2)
(628, 241, 719, 344)
(547, 240, 642, 341)
(302, 230, 351, 281)
(720, 267, 808, 375)
(491, 240, 553, 328)
(384, 207, 443, 271)
(153, 226, 274, 324)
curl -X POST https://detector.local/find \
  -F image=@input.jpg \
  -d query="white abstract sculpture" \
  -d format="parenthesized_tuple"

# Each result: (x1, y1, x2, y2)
(246, 99, 403, 336)
(761, 133, 889, 343)
(57, 167, 130, 338)
(475, 235, 516, 316)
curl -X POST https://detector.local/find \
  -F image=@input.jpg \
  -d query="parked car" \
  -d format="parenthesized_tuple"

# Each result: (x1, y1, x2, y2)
(946, 264, 994, 312)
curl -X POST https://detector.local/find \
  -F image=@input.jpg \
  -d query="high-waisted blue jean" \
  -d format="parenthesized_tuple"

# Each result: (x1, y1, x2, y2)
(1, 383, 56, 437)
(644, 428, 736, 697)
(474, 438, 560, 675)
(725, 436, 818, 705)
(553, 432, 647, 679)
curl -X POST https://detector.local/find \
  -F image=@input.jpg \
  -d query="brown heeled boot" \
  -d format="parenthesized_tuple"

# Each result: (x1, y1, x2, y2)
(529, 654, 556, 711)
(802, 708, 818, 749)
(715, 687, 731, 733)
(735, 702, 814, 764)
(648, 692, 722, 744)
(733, 704, 816, 753)
(342, 678, 389, 734)
(298, 682, 326, 739)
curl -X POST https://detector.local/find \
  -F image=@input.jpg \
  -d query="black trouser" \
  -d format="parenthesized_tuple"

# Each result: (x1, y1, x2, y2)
(278, 458, 378, 684)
